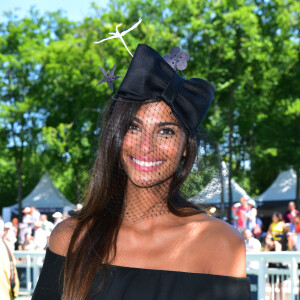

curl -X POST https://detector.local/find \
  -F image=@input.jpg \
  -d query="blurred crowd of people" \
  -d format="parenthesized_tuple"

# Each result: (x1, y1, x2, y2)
(232, 198, 300, 252)
(1, 201, 300, 254)
(0, 204, 83, 252)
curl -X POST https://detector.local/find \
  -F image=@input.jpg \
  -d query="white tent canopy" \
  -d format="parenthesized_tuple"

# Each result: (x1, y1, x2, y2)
(190, 162, 250, 205)
(2, 173, 75, 222)
(256, 169, 299, 203)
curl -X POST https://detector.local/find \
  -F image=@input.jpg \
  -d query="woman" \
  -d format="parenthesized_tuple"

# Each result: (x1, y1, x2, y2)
(265, 212, 285, 251)
(287, 212, 300, 251)
(32, 44, 250, 299)
(245, 199, 257, 232)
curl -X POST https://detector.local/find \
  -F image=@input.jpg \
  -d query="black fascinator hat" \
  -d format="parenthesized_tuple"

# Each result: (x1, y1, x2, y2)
(112, 44, 215, 137)
(95, 39, 221, 219)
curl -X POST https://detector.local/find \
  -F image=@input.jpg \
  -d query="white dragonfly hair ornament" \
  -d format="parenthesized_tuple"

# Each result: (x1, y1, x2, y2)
(94, 18, 142, 57)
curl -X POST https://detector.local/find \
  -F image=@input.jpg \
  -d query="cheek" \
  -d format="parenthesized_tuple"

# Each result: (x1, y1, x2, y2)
(121, 136, 131, 166)
(122, 134, 137, 155)
(160, 144, 181, 161)
(159, 137, 185, 162)
(122, 136, 130, 153)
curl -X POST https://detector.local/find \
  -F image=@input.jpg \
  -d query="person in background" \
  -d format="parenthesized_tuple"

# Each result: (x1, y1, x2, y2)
(11, 218, 18, 235)
(282, 202, 298, 251)
(33, 221, 48, 250)
(280, 225, 290, 251)
(2, 222, 17, 251)
(264, 212, 285, 251)
(252, 217, 262, 239)
(11, 218, 18, 248)
(231, 202, 241, 228)
(243, 229, 261, 270)
(31, 207, 41, 223)
(22, 207, 33, 231)
(40, 214, 54, 245)
(243, 229, 261, 252)
(0, 238, 19, 299)
(283, 201, 299, 223)
(245, 199, 257, 232)
(234, 196, 249, 233)
(52, 212, 63, 227)
(40, 215, 54, 235)
(23, 232, 35, 251)
(283, 201, 299, 231)
(287, 213, 300, 251)
(0, 215, 4, 236)
(18, 223, 30, 250)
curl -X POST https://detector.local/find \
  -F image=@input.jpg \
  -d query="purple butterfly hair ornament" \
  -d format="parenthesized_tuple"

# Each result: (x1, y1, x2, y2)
(163, 46, 191, 71)
(96, 63, 121, 92)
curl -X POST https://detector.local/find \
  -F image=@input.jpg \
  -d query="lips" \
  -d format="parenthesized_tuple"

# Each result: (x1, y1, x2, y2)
(129, 156, 165, 172)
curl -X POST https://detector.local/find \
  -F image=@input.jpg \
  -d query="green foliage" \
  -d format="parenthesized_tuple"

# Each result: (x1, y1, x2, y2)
(181, 154, 219, 199)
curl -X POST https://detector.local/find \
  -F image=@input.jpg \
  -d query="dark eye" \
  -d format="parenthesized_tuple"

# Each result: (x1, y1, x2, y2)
(128, 123, 140, 132)
(159, 128, 175, 136)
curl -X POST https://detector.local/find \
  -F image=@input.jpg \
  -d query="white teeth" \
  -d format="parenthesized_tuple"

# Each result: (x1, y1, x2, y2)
(132, 157, 163, 167)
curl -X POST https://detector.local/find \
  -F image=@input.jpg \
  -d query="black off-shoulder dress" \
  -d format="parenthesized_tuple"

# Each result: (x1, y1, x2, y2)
(32, 248, 251, 300)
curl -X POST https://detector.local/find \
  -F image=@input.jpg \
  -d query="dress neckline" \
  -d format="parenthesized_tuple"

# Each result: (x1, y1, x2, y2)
(47, 248, 247, 280)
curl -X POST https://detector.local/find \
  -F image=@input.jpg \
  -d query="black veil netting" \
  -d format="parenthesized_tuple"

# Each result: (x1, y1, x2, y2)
(91, 97, 222, 223)
(88, 44, 222, 223)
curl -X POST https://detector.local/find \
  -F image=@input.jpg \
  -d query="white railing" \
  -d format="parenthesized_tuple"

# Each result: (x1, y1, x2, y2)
(13, 251, 300, 299)
(246, 252, 300, 300)
(13, 250, 45, 295)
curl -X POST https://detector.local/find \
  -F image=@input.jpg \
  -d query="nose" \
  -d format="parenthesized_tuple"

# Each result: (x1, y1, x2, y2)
(140, 132, 154, 153)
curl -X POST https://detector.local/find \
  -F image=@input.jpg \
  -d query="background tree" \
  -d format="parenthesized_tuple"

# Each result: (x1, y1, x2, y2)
(0, 9, 49, 220)
(1, 0, 298, 220)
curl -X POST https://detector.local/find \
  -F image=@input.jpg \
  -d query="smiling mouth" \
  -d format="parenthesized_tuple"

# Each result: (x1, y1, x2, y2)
(131, 157, 164, 167)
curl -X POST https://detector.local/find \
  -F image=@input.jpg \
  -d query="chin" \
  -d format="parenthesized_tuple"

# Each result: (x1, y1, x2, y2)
(127, 173, 173, 189)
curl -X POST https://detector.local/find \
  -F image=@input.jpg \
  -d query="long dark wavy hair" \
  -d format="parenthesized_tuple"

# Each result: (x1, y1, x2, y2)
(62, 99, 205, 300)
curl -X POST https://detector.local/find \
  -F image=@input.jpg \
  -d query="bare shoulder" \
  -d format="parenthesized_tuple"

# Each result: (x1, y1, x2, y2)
(49, 217, 77, 257)
(188, 214, 246, 277)
(199, 214, 245, 247)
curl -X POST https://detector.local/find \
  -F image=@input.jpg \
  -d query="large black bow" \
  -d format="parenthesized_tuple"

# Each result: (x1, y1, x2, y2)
(113, 44, 214, 137)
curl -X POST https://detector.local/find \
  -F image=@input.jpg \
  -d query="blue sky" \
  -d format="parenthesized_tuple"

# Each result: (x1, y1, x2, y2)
(1, 0, 109, 22)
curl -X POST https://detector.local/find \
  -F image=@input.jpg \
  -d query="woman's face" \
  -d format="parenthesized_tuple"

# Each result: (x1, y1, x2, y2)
(272, 214, 279, 223)
(121, 101, 186, 187)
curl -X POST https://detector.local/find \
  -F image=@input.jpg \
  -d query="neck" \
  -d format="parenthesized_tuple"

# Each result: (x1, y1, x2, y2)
(123, 178, 172, 223)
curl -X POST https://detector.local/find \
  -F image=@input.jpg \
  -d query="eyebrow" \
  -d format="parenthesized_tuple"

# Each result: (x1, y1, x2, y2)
(133, 118, 180, 127)
(133, 117, 142, 124)
(158, 122, 180, 127)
